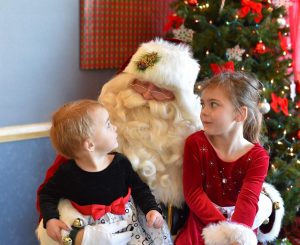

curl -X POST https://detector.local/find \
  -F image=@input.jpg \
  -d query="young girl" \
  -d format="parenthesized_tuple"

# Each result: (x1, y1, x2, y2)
(175, 72, 270, 245)
(37, 99, 172, 245)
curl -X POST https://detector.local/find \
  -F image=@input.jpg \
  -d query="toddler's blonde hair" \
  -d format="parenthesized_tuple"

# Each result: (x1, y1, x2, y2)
(50, 99, 102, 159)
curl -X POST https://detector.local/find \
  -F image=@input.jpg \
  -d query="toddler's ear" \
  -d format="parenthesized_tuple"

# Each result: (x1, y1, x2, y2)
(83, 139, 95, 152)
(235, 106, 248, 122)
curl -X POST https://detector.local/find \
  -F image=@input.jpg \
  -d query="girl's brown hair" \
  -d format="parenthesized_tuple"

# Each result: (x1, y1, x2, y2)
(199, 71, 263, 143)
(50, 100, 102, 159)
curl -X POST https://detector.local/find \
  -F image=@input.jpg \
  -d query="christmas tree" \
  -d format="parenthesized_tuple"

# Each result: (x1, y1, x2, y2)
(164, 0, 300, 241)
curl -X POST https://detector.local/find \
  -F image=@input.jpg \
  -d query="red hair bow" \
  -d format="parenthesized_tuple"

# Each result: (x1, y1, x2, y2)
(239, 0, 263, 23)
(270, 93, 289, 116)
(163, 14, 184, 32)
(210, 61, 235, 74)
(71, 188, 131, 220)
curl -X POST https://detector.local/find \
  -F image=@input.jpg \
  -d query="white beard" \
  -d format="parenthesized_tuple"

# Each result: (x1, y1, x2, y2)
(100, 86, 198, 208)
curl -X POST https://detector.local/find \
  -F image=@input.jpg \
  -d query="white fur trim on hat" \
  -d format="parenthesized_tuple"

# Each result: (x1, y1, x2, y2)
(202, 221, 257, 245)
(257, 182, 285, 243)
(124, 38, 201, 126)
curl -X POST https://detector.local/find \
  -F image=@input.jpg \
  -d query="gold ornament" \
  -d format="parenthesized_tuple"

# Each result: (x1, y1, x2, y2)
(72, 218, 84, 228)
(136, 52, 160, 71)
(263, 218, 270, 224)
(273, 201, 280, 210)
(62, 236, 72, 245)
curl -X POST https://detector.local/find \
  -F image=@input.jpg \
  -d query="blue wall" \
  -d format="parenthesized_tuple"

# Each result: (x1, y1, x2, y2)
(0, 138, 55, 245)
(0, 0, 115, 127)
(0, 1, 117, 244)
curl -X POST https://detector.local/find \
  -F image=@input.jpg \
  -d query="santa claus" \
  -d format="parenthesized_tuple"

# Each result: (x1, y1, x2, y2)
(99, 39, 201, 209)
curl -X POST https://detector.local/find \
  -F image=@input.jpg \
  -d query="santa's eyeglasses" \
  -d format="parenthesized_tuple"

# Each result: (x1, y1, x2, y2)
(129, 79, 175, 101)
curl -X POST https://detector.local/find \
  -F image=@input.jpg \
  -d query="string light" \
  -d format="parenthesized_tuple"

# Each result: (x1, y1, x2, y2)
(209, 20, 213, 24)
(283, 51, 287, 56)
(206, 50, 209, 55)
(270, 79, 274, 84)
(284, 86, 289, 90)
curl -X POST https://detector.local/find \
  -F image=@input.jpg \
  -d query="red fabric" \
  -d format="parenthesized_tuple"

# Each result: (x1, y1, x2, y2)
(239, 0, 263, 23)
(210, 61, 235, 74)
(36, 155, 68, 220)
(175, 131, 269, 245)
(71, 188, 131, 220)
(288, 0, 300, 84)
(80, 0, 173, 69)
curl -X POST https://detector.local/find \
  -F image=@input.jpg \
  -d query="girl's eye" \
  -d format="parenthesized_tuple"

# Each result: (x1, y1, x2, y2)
(200, 102, 205, 108)
(211, 102, 218, 108)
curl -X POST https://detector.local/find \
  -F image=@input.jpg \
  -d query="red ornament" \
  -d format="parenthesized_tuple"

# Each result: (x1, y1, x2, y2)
(298, 130, 300, 139)
(255, 40, 267, 54)
(187, 0, 198, 6)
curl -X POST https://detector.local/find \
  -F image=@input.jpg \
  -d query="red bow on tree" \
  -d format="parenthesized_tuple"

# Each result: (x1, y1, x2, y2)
(239, 0, 263, 23)
(270, 93, 289, 116)
(71, 188, 131, 220)
(163, 14, 184, 32)
(210, 61, 235, 74)
(278, 32, 288, 52)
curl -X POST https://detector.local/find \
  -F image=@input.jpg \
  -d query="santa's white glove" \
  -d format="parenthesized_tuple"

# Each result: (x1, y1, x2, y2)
(81, 220, 132, 245)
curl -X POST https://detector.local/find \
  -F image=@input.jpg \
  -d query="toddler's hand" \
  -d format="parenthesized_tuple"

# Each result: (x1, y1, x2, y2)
(46, 218, 70, 242)
(146, 210, 164, 229)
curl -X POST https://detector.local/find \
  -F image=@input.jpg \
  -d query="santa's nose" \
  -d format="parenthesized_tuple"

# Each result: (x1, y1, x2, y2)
(142, 84, 155, 100)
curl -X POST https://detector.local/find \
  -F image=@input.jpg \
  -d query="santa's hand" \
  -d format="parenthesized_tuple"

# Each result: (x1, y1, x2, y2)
(82, 220, 132, 245)
(46, 218, 70, 242)
(146, 210, 164, 229)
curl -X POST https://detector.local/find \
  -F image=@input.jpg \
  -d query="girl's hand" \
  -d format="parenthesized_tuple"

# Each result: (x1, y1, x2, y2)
(46, 218, 70, 242)
(146, 210, 164, 229)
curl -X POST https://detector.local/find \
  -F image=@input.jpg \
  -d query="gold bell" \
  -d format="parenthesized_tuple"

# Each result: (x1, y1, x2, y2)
(62, 236, 72, 245)
(263, 218, 269, 224)
(72, 218, 85, 228)
(273, 201, 280, 210)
